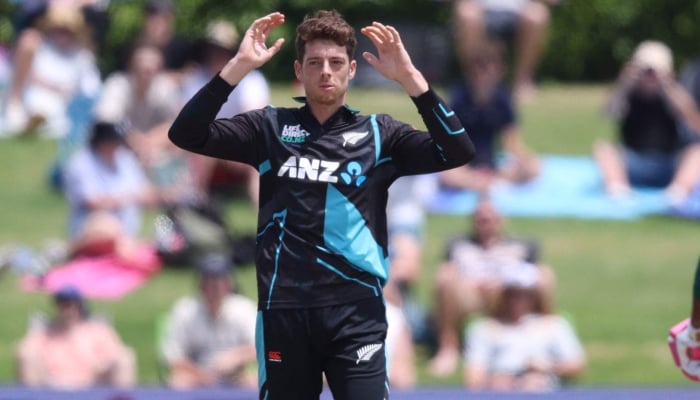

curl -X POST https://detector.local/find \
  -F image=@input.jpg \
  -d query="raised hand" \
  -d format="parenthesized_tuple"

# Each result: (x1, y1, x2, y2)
(221, 12, 285, 85)
(360, 22, 428, 96)
(236, 12, 286, 68)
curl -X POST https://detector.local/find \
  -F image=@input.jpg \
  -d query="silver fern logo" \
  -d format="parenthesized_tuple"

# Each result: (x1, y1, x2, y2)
(355, 343, 383, 364)
(341, 131, 369, 147)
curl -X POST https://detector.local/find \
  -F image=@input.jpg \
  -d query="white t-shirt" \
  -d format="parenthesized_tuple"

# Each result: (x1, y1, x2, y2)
(23, 41, 101, 138)
(465, 313, 585, 388)
(94, 72, 180, 133)
(160, 293, 257, 374)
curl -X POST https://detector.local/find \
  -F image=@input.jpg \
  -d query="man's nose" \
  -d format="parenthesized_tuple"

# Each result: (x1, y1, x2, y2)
(321, 60, 332, 74)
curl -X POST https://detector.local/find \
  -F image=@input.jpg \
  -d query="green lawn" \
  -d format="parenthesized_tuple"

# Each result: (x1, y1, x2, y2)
(0, 83, 697, 387)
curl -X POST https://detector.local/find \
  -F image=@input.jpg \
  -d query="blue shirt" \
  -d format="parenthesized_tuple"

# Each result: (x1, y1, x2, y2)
(449, 83, 516, 168)
(63, 146, 149, 238)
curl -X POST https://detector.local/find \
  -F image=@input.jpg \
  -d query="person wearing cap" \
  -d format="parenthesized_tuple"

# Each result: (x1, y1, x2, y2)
(180, 19, 271, 207)
(15, 285, 136, 389)
(62, 121, 157, 260)
(463, 262, 586, 392)
(159, 253, 258, 389)
(594, 40, 700, 204)
(428, 197, 555, 376)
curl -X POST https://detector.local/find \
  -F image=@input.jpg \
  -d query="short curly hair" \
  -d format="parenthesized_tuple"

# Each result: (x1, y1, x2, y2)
(295, 10, 357, 62)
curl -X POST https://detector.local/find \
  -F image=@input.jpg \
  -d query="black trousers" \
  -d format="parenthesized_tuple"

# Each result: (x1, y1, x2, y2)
(257, 296, 389, 400)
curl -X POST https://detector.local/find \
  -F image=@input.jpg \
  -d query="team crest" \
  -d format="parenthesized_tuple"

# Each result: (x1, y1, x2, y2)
(341, 131, 369, 147)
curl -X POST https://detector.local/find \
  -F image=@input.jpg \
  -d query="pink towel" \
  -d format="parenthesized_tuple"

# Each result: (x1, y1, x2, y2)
(21, 245, 161, 300)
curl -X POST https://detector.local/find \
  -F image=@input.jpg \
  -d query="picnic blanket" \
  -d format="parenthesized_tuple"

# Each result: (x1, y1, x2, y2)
(22, 245, 161, 300)
(426, 155, 699, 220)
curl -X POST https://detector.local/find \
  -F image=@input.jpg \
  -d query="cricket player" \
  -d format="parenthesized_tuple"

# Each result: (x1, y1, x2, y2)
(169, 10, 475, 399)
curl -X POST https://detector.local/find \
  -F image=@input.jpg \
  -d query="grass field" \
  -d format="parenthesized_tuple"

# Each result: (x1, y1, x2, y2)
(0, 83, 697, 387)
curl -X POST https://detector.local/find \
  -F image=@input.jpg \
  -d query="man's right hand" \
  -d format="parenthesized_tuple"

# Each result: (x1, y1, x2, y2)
(220, 12, 286, 86)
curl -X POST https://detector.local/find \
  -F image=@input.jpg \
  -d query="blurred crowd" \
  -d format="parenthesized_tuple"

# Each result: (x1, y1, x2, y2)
(1, 0, 700, 394)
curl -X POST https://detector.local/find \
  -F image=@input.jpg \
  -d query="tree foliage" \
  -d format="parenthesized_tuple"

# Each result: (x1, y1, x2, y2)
(542, 0, 700, 82)
(3, 0, 700, 82)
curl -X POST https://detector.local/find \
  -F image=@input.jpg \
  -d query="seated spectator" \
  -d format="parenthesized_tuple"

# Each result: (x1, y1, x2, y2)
(93, 43, 202, 207)
(160, 254, 257, 389)
(428, 197, 555, 377)
(378, 213, 421, 390)
(11, 0, 110, 53)
(384, 293, 417, 390)
(62, 121, 158, 244)
(439, 39, 539, 194)
(94, 43, 180, 165)
(594, 40, 700, 204)
(680, 54, 700, 118)
(113, 0, 195, 80)
(2, 3, 101, 138)
(452, 0, 559, 103)
(15, 285, 136, 389)
(463, 263, 586, 391)
(386, 175, 441, 354)
(181, 19, 271, 207)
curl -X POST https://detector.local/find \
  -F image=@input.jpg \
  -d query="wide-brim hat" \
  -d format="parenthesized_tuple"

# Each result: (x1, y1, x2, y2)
(38, 5, 87, 36)
(204, 20, 240, 54)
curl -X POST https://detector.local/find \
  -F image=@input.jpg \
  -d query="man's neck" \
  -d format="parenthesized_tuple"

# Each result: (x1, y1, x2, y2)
(307, 100, 345, 125)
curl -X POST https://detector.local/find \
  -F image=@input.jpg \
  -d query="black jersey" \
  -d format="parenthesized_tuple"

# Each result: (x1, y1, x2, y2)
(170, 75, 474, 309)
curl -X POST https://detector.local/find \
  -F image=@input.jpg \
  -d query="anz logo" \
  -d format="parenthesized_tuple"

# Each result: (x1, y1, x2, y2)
(277, 156, 367, 186)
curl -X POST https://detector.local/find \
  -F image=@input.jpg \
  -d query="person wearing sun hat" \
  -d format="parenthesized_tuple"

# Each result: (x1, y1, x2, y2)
(2, 3, 101, 138)
(594, 40, 700, 205)
(463, 261, 586, 392)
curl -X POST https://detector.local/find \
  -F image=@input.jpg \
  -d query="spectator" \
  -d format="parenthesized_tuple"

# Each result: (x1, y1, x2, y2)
(62, 121, 157, 245)
(428, 197, 555, 377)
(94, 43, 179, 159)
(383, 288, 417, 390)
(160, 253, 257, 389)
(439, 39, 539, 194)
(452, 0, 559, 103)
(463, 262, 586, 391)
(15, 285, 136, 389)
(114, 0, 194, 80)
(386, 175, 435, 345)
(181, 19, 270, 207)
(93, 43, 197, 207)
(11, 0, 110, 52)
(2, 3, 101, 138)
(594, 40, 700, 204)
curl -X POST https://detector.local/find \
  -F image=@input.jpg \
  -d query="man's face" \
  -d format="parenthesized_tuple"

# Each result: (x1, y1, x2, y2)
(130, 47, 163, 87)
(200, 275, 230, 314)
(473, 201, 502, 240)
(294, 39, 356, 107)
(55, 299, 82, 326)
(96, 140, 121, 166)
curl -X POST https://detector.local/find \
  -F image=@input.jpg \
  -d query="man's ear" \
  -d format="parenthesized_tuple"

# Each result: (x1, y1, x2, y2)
(294, 60, 302, 81)
(349, 59, 357, 80)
